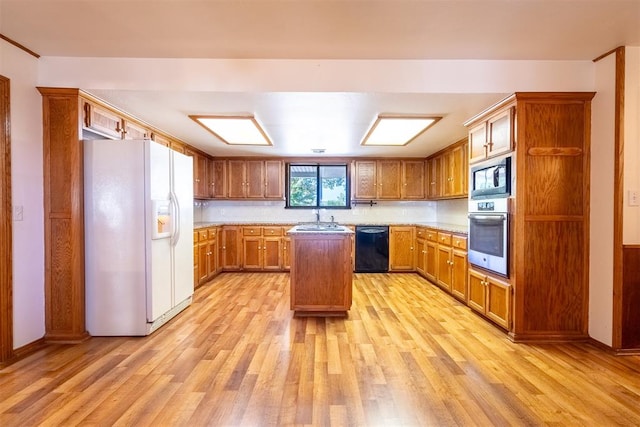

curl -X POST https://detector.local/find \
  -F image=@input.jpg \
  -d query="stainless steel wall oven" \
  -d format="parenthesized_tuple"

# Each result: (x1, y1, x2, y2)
(468, 198, 509, 277)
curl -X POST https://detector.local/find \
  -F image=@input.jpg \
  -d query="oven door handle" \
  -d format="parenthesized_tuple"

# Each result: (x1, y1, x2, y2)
(468, 214, 507, 223)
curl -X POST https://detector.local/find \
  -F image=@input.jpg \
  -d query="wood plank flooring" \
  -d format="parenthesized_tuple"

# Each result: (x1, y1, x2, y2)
(1, 272, 640, 426)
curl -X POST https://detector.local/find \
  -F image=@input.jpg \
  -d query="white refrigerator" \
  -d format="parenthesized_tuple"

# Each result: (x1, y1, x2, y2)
(84, 139, 194, 336)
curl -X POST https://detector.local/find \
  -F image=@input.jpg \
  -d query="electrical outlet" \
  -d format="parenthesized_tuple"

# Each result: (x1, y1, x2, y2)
(629, 190, 640, 207)
(13, 205, 23, 221)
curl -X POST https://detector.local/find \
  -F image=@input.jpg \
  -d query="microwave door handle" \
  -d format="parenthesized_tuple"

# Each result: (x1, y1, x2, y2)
(493, 167, 500, 187)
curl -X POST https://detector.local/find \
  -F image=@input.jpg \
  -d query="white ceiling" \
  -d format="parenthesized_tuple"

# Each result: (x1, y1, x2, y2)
(2, 0, 639, 157)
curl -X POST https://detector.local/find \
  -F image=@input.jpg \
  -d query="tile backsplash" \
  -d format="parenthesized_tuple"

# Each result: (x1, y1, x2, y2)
(195, 199, 468, 225)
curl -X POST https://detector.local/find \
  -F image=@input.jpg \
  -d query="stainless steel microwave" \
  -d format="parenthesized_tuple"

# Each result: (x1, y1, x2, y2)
(470, 156, 511, 199)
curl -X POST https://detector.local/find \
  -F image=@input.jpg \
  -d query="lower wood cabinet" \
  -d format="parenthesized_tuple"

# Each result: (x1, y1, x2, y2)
(389, 226, 415, 271)
(220, 226, 242, 270)
(468, 267, 511, 329)
(195, 226, 221, 287)
(282, 237, 291, 271)
(242, 226, 283, 271)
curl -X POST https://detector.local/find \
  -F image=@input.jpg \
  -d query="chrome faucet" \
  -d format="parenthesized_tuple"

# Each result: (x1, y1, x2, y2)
(315, 210, 320, 224)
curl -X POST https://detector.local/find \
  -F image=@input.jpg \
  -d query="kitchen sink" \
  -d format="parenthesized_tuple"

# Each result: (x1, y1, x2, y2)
(294, 223, 345, 232)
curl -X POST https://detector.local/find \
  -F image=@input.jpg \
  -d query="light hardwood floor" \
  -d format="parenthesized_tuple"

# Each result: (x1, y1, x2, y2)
(1, 273, 639, 426)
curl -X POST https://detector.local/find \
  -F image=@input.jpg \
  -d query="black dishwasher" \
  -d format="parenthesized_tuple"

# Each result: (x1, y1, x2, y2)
(355, 225, 389, 273)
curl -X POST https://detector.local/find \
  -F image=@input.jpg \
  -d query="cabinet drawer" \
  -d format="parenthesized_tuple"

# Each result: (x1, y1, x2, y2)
(452, 235, 467, 250)
(415, 227, 427, 239)
(262, 226, 283, 237)
(243, 226, 262, 236)
(208, 228, 217, 240)
(437, 232, 452, 246)
(425, 229, 439, 243)
(198, 230, 208, 242)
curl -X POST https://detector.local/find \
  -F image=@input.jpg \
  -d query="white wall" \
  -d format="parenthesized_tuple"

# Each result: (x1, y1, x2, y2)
(0, 40, 46, 348)
(623, 47, 640, 244)
(589, 53, 617, 346)
(197, 200, 439, 225)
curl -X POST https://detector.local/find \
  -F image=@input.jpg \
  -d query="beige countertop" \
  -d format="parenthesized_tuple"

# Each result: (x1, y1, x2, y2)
(194, 221, 468, 234)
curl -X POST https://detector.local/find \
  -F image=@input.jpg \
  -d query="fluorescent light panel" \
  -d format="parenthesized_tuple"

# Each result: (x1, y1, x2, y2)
(190, 115, 272, 146)
(362, 114, 441, 146)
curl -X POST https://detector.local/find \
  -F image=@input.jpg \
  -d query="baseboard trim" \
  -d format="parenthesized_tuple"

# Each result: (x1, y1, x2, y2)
(0, 337, 47, 368)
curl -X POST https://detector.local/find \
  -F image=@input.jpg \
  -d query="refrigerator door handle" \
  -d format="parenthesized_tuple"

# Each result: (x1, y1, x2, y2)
(170, 190, 181, 247)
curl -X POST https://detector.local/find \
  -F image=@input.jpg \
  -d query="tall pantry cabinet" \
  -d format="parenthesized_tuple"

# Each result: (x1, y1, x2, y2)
(465, 92, 595, 342)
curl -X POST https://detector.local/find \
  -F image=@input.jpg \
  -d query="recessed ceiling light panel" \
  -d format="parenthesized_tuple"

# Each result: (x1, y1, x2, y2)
(190, 114, 272, 146)
(361, 114, 442, 146)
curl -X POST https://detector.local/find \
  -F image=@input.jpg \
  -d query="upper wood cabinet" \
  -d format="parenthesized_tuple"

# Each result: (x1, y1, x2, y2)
(123, 120, 151, 140)
(83, 101, 152, 140)
(150, 133, 171, 147)
(83, 101, 125, 139)
(227, 159, 283, 200)
(352, 159, 410, 200)
(185, 149, 209, 199)
(401, 160, 425, 199)
(426, 156, 442, 199)
(208, 159, 227, 198)
(467, 106, 515, 164)
(264, 160, 284, 199)
(426, 138, 468, 200)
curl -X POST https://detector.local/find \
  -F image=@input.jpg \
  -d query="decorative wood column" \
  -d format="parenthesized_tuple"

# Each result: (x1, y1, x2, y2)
(38, 87, 89, 343)
(0, 75, 14, 362)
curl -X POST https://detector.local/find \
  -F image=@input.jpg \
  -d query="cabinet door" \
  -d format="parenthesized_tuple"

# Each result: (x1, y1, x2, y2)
(425, 241, 438, 282)
(151, 133, 171, 147)
(401, 160, 425, 199)
(449, 144, 466, 197)
(264, 160, 283, 199)
(196, 154, 209, 198)
(208, 159, 227, 198)
(486, 276, 511, 329)
(353, 160, 377, 199)
(487, 107, 514, 158)
(389, 226, 414, 271)
(243, 236, 262, 270)
(263, 237, 282, 270)
(377, 160, 401, 199)
(214, 227, 223, 274)
(415, 238, 427, 276)
(83, 102, 123, 139)
(123, 120, 151, 140)
(170, 140, 185, 154)
(441, 151, 453, 197)
(436, 245, 452, 291)
(245, 160, 265, 198)
(207, 239, 218, 278)
(468, 122, 488, 164)
(221, 227, 241, 270)
(186, 150, 208, 198)
(450, 249, 468, 301)
(193, 242, 199, 289)
(427, 156, 442, 199)
(468, 268, 487, 314)
(197, 242, 209, 284)
(282, 237, 291, 271)
(227, 160, 246, 198)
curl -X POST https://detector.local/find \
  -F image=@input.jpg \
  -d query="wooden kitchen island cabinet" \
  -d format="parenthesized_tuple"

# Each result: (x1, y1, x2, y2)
(288, 227, 354, 316)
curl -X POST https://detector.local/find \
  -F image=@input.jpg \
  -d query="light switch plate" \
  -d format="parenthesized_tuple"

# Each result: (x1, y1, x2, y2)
(13, 205, 23, 221)
(629, 190, 639, 207)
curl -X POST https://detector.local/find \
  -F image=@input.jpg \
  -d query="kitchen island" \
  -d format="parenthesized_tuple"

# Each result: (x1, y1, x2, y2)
(287, 224, 354, 316)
